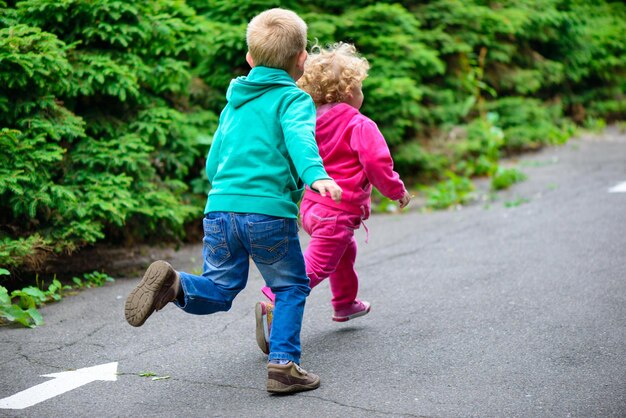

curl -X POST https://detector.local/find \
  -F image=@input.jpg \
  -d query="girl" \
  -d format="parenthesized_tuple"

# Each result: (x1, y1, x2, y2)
(256, 42, 410, 353)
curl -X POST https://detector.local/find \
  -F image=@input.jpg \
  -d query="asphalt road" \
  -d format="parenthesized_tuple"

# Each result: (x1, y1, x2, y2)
(1, 128, 625, 417)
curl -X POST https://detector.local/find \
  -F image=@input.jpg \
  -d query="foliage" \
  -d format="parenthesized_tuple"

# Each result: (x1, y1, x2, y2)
(370, 188, 404, 214)
(72, 271, 114, 288)
(394, 140, 449, 182)
(453, 113, 504, 177)
(423, 171, 476, 210)
(1, 0, 624, 269)
(487, 97, 575, 152)
(0, 270, 114, 328)
(0, 0, 217, 270)
(491, 167, 527, 191)
(504, 196, 530, 208)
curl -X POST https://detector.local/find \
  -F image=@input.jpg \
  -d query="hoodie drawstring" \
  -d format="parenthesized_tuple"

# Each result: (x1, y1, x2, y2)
(360, 205, 369, 244)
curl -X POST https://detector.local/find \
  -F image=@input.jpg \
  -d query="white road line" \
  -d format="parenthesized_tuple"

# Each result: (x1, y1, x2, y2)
(609, 181, 626, 193)
(0, 362, 118, 410)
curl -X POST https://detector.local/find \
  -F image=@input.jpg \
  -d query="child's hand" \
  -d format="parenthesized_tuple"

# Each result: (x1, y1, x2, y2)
(398, 190, 411, 209)
(312, 179, 342, 203)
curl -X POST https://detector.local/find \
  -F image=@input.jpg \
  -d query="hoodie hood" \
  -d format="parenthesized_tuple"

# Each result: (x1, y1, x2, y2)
(226, 66, 296, 108)
(314, 103, 359, 157)
(316, 103, 359, 133)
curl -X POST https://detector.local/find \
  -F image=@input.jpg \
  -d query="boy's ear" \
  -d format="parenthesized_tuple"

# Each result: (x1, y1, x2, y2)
(246, 52, 255, 68)
(296, 50, 307, 70)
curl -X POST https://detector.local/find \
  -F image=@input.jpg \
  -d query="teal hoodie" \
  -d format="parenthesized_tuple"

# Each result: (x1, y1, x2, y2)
(204, 66, 330, 218)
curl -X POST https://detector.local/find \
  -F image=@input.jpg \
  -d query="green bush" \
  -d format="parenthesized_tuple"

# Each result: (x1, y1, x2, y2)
(0, 0, 217, 269)
(488, 97, 574, 152)
(1, 0, 624, 271)
(423, 171, 476, 210)
(491, 167, 527, 191)
(0, 269, 113, 328)
(453, 114, 504, 177)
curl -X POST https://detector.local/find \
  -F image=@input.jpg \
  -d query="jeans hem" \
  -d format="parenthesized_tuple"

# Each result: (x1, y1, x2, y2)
(173, 279, 188, 309)
(268, 352, 300, 364)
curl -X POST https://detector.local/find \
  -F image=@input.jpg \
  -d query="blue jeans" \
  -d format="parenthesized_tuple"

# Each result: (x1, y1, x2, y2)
(175, 212, 310, 364)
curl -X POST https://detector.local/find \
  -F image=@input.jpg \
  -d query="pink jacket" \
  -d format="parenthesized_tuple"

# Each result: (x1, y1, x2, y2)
(303, 103, 406, 219)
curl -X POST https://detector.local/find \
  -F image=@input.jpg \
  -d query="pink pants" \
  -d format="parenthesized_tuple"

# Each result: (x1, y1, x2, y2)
(300, 198, 362, 311)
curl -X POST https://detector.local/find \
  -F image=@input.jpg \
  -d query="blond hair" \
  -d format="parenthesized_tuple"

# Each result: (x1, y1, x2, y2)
(246, 8, 307, 70)
(298, 42, 369, 106)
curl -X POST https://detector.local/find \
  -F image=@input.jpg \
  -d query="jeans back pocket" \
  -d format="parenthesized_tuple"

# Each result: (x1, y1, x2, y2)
(248, 218, 289, 265)
(203, 217, 231, 267)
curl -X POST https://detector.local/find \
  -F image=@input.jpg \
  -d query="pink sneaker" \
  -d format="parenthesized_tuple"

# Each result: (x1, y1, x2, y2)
(255, 301, 273, 355)
(332, 299, 371, 322)
(261, 286, 275, 303)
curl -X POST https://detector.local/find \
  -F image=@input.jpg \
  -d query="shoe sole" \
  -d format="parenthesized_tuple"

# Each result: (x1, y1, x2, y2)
(267, 377, 320, 394)
(332, 304, 371, 322)
(125, 261, 175, 327)
(255, 302, 270, 355)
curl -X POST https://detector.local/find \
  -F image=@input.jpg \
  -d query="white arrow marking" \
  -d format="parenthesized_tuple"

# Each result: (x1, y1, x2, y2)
(609, 181, 626, 193)
(0, 362, 118, 410)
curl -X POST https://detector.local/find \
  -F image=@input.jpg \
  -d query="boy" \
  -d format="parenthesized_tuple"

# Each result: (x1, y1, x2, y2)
(124, 8, 342, 394)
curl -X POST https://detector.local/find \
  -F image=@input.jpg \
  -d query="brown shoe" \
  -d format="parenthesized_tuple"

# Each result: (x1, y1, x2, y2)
(125, 260, 180, 327)
(255, 301, 273, 355)
(267, 362, 320, 394)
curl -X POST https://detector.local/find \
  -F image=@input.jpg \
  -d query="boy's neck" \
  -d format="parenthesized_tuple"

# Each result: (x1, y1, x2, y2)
(247, 51, 306, 82)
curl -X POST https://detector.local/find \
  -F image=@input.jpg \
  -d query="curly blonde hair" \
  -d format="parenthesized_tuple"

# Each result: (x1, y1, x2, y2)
(298, 42, 369, 106)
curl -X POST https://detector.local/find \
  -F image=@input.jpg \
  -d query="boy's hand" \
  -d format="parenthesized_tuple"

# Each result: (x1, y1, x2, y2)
(398, 190, 411, 209)
(312, 179, 342, 203)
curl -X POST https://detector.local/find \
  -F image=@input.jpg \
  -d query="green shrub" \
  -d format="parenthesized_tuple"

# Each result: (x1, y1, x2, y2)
(423, 172, 476, 210)
(1, 0, 624, 272)
(453, 114, 504, 177)
(0, 269, 113, 328)
(487, 97, 574, 152)
(491, 167, 527, 191)
(394, 140, 449, 182)
(0, 1, 217, 269)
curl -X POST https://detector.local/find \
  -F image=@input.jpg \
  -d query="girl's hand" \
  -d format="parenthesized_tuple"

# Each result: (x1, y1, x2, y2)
(398, 191, 411, 209)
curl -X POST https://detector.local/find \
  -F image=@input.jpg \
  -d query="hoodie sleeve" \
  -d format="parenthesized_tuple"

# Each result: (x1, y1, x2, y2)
(205, 128, 221, 185)
(205, 111, 225, 185)
(350, 117, 406, 200)
(279, 90, 330, 187)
